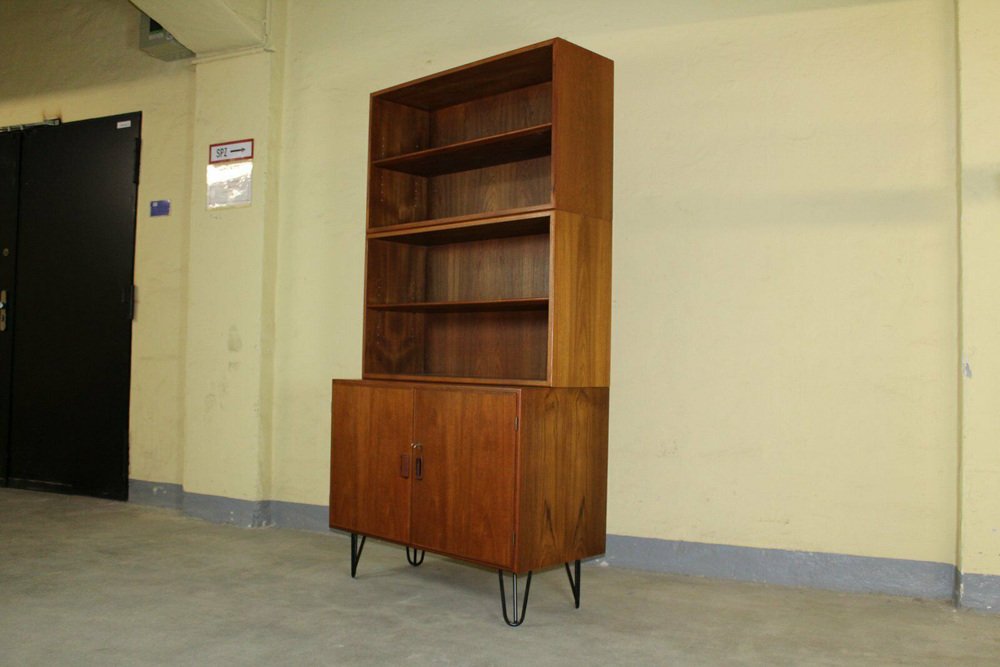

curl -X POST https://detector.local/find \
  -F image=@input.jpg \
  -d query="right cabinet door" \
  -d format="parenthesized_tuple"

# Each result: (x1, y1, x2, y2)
(410, 387, 518, 569)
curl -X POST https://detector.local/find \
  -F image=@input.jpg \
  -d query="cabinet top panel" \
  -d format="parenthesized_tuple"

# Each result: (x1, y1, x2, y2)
(373, 38, 608, 111)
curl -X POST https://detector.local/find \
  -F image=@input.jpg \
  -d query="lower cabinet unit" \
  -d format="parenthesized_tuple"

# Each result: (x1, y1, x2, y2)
(329, 379, 609, 624)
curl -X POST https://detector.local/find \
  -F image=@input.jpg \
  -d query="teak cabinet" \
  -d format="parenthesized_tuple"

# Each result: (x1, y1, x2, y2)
(330, 381, 608, 572)
(330, 38, 613, 626)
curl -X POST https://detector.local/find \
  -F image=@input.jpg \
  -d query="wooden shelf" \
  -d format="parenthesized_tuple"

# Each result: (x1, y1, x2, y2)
(373, 125, 551, 177)
(362, 372, 550, 387)
(369, 212, 550, 244)
(367, 206, 553, 237)
(368, 297, 548, 313)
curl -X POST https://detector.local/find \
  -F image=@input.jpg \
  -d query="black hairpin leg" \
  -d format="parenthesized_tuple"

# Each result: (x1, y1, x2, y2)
(406, 547, 425, 566)
(498, 570, 533, 627)
(350, 533, 366, 578)
(564, 560, 581, 608)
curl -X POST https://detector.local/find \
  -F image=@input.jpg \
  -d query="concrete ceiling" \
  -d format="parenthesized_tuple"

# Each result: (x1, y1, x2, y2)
(130, 0, 268, 56)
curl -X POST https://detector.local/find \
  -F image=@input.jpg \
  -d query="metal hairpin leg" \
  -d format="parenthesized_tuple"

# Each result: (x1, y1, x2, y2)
(350, 533, 366, 578)
(406, 547, 425, 566)
(564, 560, 581, 608)
(498, 570, 533, 627)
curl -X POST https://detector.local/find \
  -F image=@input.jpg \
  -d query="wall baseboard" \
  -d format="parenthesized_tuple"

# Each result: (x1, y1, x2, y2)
(128, 479, 182, 509)
(957, 572, 1000, 612)
(130, 479, 331, 530)
(601, 534, 956, 600)
(127, 479, 998, 610)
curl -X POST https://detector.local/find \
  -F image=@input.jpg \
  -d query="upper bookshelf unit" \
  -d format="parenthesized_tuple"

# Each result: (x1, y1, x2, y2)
(367, 38, 613, 230)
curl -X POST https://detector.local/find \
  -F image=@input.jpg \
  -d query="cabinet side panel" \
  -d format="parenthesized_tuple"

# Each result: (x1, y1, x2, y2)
(369, 168, 428, 228)
(551, 40, 613, 219)
(550, 212, 612, 387)
(366, 239, 428, 304)
(516, 387, 609, 572)
(371, 98, 430, 159)
(369, 99, 430, 228)
(364, 310, 427, 376)
(330, 382, 413, 544)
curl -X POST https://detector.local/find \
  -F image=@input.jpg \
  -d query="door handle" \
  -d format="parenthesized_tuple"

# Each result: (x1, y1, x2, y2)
(412, 442, 423, 480)
(0, 289, 7, 332)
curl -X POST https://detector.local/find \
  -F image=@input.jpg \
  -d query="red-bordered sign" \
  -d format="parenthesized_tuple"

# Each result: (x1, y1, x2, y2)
(209, 138, 254, 163)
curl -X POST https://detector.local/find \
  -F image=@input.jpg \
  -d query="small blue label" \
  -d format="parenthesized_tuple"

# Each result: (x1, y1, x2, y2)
(150, 200, 171, 217)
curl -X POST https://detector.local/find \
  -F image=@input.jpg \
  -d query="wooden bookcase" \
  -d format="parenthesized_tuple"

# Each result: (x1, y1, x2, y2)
(330, 38, 613, 626)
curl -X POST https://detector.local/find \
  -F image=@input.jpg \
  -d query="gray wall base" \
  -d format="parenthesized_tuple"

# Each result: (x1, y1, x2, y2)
(957, 572, 1000, 612)
(131, 479, 329, 531)
(128, 479, 183, 509)
(182, 493, 272, 528)
(130, 479, 273, 529)
(602, 534, 957, 600)
(270, 499, 329, 531)
(129, 479, 999, 611)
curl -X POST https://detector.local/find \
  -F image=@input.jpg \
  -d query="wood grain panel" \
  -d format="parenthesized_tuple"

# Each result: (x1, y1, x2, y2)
(424, 233, 548, 302)
(550, 211, 612, 387)
(515, 387, 609, 572)
(370, 98, 429, 160)
(368, 168, 428, 227)
(411, 388, 518, 568)
(431, 83, 552, 146)
(366, 239, 427, 305)
(428, 156, 550, 220)
(423, 310, 548, 381)
(551, 38, 614, 219)
(329, 381, 414, 545)
(363, 310, 426, 376)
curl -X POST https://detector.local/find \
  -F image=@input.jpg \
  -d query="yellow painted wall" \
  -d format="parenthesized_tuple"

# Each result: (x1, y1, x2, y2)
(273, 0, 959, 565)
(958, 0, 1000, 577)
(0, 0, 193, 487)
(0, 0, 984, 574)
(180, 50, 280, 501)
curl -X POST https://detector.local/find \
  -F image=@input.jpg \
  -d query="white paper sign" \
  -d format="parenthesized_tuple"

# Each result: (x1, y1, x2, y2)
(206, 161, 253, 209)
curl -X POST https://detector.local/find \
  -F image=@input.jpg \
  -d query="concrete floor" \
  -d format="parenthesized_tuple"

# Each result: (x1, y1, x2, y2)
(1, 489, 999, 666)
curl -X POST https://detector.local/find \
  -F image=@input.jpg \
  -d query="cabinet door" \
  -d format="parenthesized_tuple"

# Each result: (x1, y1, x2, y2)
(411, 388, 517, 568)
(329, 383, 413, 544)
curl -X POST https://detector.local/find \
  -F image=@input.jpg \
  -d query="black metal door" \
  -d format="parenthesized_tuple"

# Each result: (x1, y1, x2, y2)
(1, 113, 140, 500)
(0, 132, 21, 485)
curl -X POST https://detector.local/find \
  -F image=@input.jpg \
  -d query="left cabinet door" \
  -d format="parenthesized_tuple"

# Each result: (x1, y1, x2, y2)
(329, 382, 414, 544)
